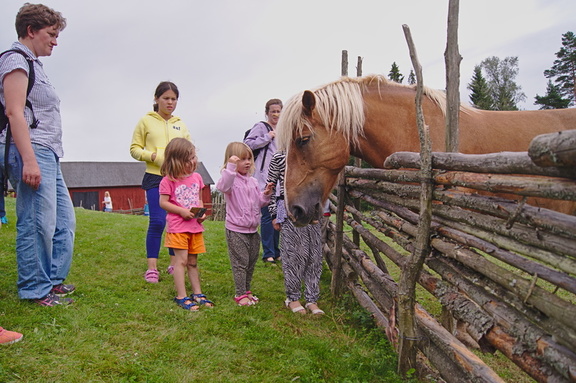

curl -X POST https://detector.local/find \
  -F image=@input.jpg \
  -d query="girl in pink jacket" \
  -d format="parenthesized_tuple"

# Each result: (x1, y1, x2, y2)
(216, 142, 272, 306)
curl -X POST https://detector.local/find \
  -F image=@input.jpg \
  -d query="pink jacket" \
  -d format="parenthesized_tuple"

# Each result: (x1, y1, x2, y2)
(216, 163, 270, 233)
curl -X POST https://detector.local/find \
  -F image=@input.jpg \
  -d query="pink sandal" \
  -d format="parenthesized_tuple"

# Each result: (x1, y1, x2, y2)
(246, 291, 259, 304)
(234, 294, 253, 306)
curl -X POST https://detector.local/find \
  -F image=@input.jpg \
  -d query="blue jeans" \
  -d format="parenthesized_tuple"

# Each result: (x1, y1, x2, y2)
(145, 187, 173, 259)
(1, 143, 76, 299)
(0, 164, 5, 219)
(260, 206, 280, 260)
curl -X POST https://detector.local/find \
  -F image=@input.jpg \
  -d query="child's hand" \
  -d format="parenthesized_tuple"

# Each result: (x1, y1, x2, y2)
(228, 155, 240, 165)
(180, 208, 195, 220)
(197, 213, 207, 224)
(263, 182, 274, 196)
(272, 218, 281, 231)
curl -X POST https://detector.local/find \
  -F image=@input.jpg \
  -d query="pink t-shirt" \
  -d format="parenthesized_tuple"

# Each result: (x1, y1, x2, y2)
(159, 172, 205, 234)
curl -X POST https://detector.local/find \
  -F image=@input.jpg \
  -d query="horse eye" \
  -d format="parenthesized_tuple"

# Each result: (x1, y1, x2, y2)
(296, 135, 311, 148)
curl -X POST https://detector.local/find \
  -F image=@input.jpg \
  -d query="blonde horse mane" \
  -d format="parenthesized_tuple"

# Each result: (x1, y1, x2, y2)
(277, 74, 473, 151)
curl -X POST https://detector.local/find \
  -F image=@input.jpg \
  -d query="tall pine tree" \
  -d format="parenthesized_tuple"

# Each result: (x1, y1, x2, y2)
(388, 62, 404, 83)
(407, 70, 416, 85)
(467, 66, 493, 110)
(543, 31, 576, 107)
(534, 80, 571, 109)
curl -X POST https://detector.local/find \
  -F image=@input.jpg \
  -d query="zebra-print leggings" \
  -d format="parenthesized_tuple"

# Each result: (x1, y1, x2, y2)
(226, 229, 261, 297)
(280, 218, 323, 303)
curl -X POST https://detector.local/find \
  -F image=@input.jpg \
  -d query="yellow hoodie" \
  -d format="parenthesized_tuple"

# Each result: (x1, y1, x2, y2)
(130, 111, 191, 176)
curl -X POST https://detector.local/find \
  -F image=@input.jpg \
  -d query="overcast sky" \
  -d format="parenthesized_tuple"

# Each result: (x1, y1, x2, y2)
(1, 0, 574, 182)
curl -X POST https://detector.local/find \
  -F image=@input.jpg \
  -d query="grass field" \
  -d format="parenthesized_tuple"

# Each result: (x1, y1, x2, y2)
(0, 197, 410, 382)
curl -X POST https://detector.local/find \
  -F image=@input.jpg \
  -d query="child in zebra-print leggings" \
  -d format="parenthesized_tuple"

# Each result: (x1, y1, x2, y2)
(267, 151, 326, 315)
(215, 142, 273, 306)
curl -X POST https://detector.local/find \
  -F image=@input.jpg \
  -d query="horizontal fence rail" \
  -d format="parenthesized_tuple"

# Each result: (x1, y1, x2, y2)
(322, 151, 576, 383)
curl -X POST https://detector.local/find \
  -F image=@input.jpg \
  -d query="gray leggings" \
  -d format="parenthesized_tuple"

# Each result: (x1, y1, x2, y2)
(226, 229, 260, 296)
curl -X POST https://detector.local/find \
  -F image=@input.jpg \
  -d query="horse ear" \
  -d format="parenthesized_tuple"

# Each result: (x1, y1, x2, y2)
(302, 90, 316, 117)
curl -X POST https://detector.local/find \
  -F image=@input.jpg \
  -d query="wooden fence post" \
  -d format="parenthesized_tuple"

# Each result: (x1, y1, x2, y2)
(331, 49, 350, 297)
(331, 170, 346, 298)
(397, 24, 434, 376)
(444, 0, 461, 152)
(353, 56, 363, 247)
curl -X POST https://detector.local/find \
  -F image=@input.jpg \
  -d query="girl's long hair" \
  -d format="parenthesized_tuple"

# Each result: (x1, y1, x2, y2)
(161, 138, 197, 180)
(221, 142, 255, 175)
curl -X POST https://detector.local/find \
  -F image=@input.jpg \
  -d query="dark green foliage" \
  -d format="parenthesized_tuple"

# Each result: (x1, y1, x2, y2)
(407, 70, 416, 85)
(543, 31, 576, 107)
(534, 80, 571, 109)
(467, 65, 494, 110)
(479, 56, 525, 111)
(388, 62, 404, 83)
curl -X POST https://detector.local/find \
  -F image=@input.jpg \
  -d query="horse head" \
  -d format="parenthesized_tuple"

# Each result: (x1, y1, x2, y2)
(279, 90, 353, 226)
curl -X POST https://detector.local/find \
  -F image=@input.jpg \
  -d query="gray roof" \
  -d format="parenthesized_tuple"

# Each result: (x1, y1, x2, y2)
(60, 162, 214, 188)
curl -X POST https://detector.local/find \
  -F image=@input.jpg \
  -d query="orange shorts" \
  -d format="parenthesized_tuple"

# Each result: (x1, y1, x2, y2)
(164, 232, 206, 254)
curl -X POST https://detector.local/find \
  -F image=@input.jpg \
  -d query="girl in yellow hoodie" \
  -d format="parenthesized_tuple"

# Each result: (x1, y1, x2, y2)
(130, 81, 191, 283)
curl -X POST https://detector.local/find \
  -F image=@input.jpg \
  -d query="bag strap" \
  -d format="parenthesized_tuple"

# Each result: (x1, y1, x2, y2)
(258, 121, 274, 171)
(1, 49, 37, 195)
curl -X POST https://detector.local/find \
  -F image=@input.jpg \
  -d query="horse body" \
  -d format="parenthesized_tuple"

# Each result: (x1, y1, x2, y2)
(278, 75, 576, 226)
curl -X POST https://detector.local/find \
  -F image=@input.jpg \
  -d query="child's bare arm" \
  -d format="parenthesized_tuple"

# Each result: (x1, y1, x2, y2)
(263, 182, 274, 196)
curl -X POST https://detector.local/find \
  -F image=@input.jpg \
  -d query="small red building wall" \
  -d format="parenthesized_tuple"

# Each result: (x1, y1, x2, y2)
(69, 186, 212, 213)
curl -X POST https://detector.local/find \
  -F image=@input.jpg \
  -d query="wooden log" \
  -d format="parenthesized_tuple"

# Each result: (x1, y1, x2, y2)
(431, 238, 576, 333)
(338, 248, 446, 382)
(349, 179, 576, 260)
(383, 151, 576, 178)
(351, 186, 576, 278)
(438, 189, 576, 240)
(347, 180, 576, 241)
(340, 230, 504, 382)
(414, 304, 505, 383)
(529, 129, 576, 168)
(331, 171, 346, 297)
(444, 0, 461, 153)
(434, 223, 576, 294)
(434, 171, 576, 201)
(344, 203, 576, 344)
(428, 255, 576, 372)
(345, 195, 576, 335)
(340, 206, 576, 378)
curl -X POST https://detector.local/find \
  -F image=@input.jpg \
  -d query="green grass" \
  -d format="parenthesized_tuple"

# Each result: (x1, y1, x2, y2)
(0, 198, 408, 383)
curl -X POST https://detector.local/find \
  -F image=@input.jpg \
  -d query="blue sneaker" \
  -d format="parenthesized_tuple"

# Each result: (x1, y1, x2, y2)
(0, 217, 7, 225)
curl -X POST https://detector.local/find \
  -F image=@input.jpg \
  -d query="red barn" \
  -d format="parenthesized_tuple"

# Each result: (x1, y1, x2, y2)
(60, 162, 214, 214)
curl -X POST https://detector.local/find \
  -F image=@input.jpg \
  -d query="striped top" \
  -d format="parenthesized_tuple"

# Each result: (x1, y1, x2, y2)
(266, 151, 286, 219)
(0, 42, 64, 157)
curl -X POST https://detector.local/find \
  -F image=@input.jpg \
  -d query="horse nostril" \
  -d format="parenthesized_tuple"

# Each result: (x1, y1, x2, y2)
(292, 205, 304, 220)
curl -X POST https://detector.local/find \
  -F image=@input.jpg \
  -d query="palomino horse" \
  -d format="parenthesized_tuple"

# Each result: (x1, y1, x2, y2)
(276, 75, 576, 226)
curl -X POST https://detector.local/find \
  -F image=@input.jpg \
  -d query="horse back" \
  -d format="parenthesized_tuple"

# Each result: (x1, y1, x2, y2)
(458, 108, 576, 154)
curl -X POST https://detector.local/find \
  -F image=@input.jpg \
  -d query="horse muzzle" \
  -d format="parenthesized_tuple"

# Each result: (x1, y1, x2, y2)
(286, 187, 322, 227)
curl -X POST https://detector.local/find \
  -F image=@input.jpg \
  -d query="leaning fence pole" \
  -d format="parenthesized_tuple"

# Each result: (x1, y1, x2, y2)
(331, 50, 349, 297)
(352, 56, 363, 247)
(397, 24, 434, 376)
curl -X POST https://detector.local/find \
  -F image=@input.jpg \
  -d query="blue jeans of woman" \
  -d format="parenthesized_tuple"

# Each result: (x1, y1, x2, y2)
(1, 143, 76, 299)
(260, 206, 280, 260)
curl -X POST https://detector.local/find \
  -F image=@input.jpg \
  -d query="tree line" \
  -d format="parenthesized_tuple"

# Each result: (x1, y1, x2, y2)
(387, 31, 575, 111)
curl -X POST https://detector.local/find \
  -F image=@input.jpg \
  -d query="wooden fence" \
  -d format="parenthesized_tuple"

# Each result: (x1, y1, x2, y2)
(322, 149, 576, 382)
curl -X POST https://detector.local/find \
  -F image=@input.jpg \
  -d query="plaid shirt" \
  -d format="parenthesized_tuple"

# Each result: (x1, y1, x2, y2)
(0, 42, 64, 157)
